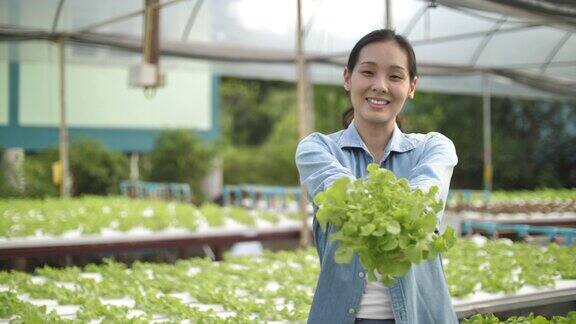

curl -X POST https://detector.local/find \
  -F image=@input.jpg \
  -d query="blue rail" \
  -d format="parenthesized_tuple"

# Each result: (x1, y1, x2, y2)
(462, 220, 575, 245)
(120, 180, 192, 203)
(223, 184, 301, 209)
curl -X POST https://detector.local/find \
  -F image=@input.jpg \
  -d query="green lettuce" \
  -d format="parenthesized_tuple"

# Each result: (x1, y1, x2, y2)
(313, 163, 456, 285)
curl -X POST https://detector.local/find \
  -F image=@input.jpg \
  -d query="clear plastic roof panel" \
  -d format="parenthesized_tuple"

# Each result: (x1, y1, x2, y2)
(475, 26, 569, 66)
(533, 65, 576, 82)
(412, 38, 485, 66)
(1, 0, 60, 29)
(405, 4, 498, 41)
(553, 33, 576, 62)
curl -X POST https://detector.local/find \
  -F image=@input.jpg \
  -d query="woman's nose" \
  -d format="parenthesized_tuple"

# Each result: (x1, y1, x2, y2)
(371, 76, 388, 93)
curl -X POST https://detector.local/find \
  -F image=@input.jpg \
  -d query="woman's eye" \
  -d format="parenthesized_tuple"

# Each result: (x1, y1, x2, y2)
(361, 71, 373, 76)
(391, 75, 402, 80)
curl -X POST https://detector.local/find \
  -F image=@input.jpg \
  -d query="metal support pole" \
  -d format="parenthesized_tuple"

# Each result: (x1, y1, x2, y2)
(59, 38, 70, 198)
(1, 148, 25, 192)
(130, 152, 140, 181)
(385, 0, 393, 29)
(144, 0, 160, 66)
(482, 75, 493, 192)
(296, 0, 313, 248)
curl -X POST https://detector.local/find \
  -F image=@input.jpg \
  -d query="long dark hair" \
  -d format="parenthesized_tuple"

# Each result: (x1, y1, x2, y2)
(341, 29, 417, 129)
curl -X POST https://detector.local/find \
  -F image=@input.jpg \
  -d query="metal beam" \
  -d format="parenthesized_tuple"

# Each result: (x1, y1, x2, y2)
(385, 0, 393, 29)
(303, 0, 323, 38)
(443, 3, 524, 25)
(296, 0, 313, 248)
(482, 74, 492, 192)
(425, 1, 432, 39)
(181, 0, 203, 42)
(469, 16, 507, 66)
(540, 31, 573, 74)
(2, 26, 575, 71)
(144, 0, 160, 65)
(51, 0, 65, 33)
(402, 4, 429, 37)
(410, 23, 540, 46)
(435, 0, 576, 30)
(69, 0, 185, 34)
(58, 38, 70, 198)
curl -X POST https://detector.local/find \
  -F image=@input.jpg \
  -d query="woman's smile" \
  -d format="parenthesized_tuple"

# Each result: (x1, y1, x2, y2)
(366, 97, 391, 110)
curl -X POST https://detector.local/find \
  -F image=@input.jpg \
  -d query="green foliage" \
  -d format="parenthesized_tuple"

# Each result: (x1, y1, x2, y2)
(1, 242, 575, 321)
(0, 196, 194, 237)
(22, 152, 59, 198)
(0, 196, 298, 238)
(546, 244, 576, 279)
(405, 92, 485, 189)
(144, 130, 216, 202)
(314, 84, 350, 133)
(0, 291, 67, 323)
(1, 138, 128, 198)
(0, 147, 58, 198)
(69, 138, 128, 196)
(220, 79, 350, 187)
(199, 203, 226, 227)
(227, 206, 257, 226)
(223, 98, 300, 186)
(220, 78, 292, 146)
(462, 312, 576, 324)
(259, 110, 300, 185)
(221, 146, 269, 184)
(314, 163, 456, 285)
(443, 239, 576, 298)
(1, 248, 318, 322)
(489, 189, 576, 203)
(405, 94, 576, 190)
(491, 98, 576, 189)
(221, 77, 576, 189)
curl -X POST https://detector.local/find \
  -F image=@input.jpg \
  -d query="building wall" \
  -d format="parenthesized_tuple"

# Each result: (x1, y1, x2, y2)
(19, 58, 212, 130)
(0, 42, 218, 152)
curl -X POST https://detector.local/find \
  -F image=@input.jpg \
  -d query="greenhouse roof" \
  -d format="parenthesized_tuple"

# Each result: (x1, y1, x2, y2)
(1, 0, 575, 99)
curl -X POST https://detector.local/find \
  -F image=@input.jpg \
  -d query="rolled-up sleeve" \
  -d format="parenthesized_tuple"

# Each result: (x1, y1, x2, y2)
(408, 134, 458, 221)
(295, 133, 356, 199)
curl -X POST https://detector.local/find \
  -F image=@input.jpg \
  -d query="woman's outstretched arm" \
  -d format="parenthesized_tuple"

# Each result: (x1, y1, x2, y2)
(295, 133, 356, 199)
(408, 133, 458, 223)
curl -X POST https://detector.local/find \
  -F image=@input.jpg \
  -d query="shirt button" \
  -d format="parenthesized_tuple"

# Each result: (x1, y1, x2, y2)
(358, 271, 365, 278)
(348, 308, 355, 315)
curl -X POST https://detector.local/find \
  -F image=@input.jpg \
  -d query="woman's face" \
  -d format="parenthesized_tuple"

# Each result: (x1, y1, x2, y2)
(344, 40, 417, 128)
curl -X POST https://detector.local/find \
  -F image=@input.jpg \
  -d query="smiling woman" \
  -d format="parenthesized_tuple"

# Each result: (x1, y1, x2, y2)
(343, 37, 417, 163)
(295, 29, 458, 324)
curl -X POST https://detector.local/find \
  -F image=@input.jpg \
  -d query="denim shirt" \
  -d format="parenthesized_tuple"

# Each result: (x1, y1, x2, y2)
(295, 121, 459, 324)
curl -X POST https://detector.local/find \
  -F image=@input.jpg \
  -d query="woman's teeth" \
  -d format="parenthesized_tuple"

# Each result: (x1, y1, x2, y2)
(367, 98, 390, 105)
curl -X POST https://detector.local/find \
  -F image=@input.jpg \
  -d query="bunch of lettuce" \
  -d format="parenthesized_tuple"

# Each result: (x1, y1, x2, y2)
(313, 163, 456, 285)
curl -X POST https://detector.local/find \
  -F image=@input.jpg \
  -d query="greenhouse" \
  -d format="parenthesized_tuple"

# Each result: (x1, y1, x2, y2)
(1, 0, 575, 323)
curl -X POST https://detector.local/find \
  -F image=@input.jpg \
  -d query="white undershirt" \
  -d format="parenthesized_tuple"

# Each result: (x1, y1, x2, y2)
(357, 272, 395, 319)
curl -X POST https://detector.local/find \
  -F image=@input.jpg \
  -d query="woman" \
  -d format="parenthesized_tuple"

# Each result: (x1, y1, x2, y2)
(295, 29, 458, 324)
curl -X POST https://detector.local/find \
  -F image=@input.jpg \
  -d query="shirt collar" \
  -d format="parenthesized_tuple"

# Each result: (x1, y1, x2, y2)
(339, 120, 416, 153)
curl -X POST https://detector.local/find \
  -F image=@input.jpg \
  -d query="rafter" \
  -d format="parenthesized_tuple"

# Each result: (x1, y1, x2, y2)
(540, 31, 573, 74)
(51, 0, 65, 33)
(470, 16, 508, 66)
(181, 0, 203, 42)
(68, 0, 186, 34)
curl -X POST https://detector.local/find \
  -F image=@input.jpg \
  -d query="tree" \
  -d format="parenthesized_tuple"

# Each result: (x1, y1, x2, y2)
(145, 130, 216, 202)
(69, 138, 129, 195)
